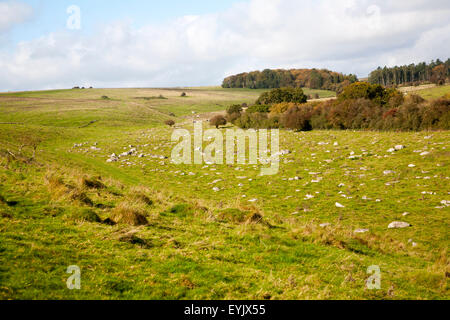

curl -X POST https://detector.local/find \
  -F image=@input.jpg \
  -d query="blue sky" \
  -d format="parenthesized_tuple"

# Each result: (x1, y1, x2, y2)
(1, 0, 449, 91)
(9, 0, 243, 43)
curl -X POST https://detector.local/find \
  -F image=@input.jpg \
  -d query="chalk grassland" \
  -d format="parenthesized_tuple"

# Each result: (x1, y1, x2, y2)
(399, 84, 450, 99)
(0, 87, 449, 300)
(184, 86, 337, 99)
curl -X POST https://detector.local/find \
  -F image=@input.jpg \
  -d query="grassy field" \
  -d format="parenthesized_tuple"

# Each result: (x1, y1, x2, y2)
(0, 87, 448, 300)
(184, 86, 337, 99)
(400, 84, 450, 99)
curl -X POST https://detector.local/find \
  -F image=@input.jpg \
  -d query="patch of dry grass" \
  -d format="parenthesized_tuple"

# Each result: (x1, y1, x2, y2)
(110, 202, 149, 226)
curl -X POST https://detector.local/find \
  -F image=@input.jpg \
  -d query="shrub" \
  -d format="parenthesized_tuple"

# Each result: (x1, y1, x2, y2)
(247, 105, 271, 113)
(226, 112, 241, 124)
(226, 104, 243, 115)
(235, 112, 269, 129)
(405, 94, 425, 105)
(256, 87, 307, 105)
(329, 99, 380, 130)
(230, 90, 450, 131)
(281, 105, 313, 131)
(266, 114, 281, 129)
(164, 120, 175, 127)
(396, 102, 422, 131)
(338, 82, 398, 106)
(387, 89, 404, 108)
(270, 102, 296, 116)
(420, 98, 450, 130)
(180, 92, 187, 97)
(210, 115, 227, 128)
(310, 102, 332, 130)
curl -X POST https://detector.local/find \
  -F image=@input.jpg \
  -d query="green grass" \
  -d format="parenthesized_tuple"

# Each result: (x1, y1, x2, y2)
(407, 84, 450, 100)
(0, 87, 448, 300)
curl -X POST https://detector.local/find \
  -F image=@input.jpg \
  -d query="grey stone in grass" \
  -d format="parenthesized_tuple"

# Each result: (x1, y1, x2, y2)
(388, 221, 411, 229)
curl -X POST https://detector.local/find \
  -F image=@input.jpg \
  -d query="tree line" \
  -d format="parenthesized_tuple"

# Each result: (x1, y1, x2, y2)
(368, 58, 450, 87)
(222, 68, 358, 92)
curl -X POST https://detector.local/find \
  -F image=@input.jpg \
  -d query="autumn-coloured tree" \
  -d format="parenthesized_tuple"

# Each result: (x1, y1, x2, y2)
(431, 65, 447, 85)
(256, 87, 307, 105)
(222, 68, 357, 91)
(270, 102, 296, 116)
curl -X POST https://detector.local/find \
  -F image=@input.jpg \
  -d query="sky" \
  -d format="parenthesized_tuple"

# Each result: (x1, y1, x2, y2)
(0, 0, 449, 91)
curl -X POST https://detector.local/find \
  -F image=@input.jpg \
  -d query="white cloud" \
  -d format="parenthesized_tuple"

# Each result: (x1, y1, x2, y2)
(0, 1, 33, 33)
(1, 0, 449, 91)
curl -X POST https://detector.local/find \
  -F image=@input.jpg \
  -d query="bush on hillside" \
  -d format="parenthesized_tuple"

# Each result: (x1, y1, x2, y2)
(226, 104, 243, 115)
(270, 102, 296, 116)
(210, 115, 227, 128)
(165, 120, 175, 127)
(247, 105, 271, 113)
(231, 85, 450, 131)
(281, 105, 313, 131)
(256, 87, 307, 105)
(338, 82, 401, 106)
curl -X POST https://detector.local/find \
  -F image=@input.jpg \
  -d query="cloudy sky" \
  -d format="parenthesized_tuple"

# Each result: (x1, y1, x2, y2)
(1, 0, 449, 91)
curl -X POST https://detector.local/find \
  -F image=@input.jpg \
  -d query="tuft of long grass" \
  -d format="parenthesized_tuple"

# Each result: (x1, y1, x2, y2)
(110, 202, 149, 226)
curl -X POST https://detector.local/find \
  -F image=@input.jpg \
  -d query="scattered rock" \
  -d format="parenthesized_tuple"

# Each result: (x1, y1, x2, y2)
(335, 202, 345, 208)
(388, 221, 411, 229)
(354, 229, 369, 234)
